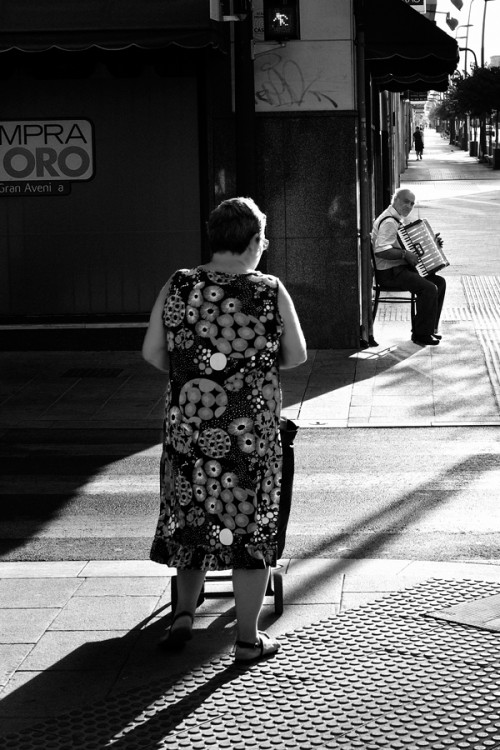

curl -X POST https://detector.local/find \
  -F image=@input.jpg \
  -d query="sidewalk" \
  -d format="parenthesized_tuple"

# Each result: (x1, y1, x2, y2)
(2, 130, 500, 746)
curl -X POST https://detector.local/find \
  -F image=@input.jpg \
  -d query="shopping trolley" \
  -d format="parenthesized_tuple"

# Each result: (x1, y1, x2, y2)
(170, 418, 297, 617)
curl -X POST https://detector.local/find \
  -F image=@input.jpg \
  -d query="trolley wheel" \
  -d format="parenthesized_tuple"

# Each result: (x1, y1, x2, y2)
(273, 571, 284, 615)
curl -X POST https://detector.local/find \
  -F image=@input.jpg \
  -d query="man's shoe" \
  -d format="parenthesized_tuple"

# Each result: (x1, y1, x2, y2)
(433, 333, 442, 340)
(411, 334, 439, 346)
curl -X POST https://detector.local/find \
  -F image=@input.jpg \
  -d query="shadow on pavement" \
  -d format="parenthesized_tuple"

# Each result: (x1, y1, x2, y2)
(0, 592, 277, 742)
(0, 427, 162, 559)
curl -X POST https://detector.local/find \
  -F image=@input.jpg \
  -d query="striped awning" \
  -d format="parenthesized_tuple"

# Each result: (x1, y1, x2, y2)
(0, 0, 223, 53)
(357, 0, 459, 92)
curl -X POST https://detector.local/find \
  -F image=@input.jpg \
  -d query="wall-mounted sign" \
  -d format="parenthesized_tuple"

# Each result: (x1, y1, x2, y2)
(263, 0, 300, 41)
(0, 180, 72, 197)
(253, 10, 265, 40)
(402, 0, 426, 12)
(0, 119, 94, 193)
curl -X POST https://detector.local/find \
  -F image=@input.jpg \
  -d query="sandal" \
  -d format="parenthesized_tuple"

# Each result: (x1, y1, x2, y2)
(158, 611, 194, 651)
(234, 631, 280, 663)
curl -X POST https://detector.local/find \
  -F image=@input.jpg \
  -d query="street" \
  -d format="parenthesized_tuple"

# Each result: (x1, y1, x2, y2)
(2, 425, 500, 561)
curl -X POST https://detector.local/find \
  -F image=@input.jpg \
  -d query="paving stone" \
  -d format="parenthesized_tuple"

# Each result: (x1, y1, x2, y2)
(79, 560, 174, 577)
(0, 609, 59, 644)
(74, 577, 167, 597)
(0, 644, 33, 688)
(0, 579, 81, 608)
(0, 562, 86, 578)
(49, 596, 159, 631)
(279, 574, 343, 605)
(20, 630, 133, 671)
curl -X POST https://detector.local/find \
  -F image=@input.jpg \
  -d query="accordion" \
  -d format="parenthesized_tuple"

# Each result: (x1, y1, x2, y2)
(397, 219, 450, 277)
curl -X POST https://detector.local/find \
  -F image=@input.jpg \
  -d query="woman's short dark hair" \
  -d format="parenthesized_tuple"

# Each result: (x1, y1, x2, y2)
(207, 197, 266, 255)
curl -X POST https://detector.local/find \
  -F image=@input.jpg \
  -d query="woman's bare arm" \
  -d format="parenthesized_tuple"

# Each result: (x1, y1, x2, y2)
(277, 281, 307, 370)
(142, 280, 171, 372)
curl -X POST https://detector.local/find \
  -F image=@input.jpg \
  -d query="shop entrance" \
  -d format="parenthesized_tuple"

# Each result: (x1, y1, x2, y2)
(0, 65, 201, 321)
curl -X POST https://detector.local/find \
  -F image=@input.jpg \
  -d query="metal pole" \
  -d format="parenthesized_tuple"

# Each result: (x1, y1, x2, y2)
(480, 0, 497, 66)
(354, 0, 372, 347)
(465, 0, 475, 72)
(234, 9, 256, 196)
(459, 46, 478, 68)
(481, 0, 487, 66)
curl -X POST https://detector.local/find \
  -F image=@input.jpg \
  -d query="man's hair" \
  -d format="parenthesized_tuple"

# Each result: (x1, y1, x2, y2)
(207, 197, 266, 255)
(391, 187, 414, 205)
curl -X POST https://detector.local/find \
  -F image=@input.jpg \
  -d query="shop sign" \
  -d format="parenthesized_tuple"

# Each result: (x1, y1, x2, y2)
(253, 10, 265, 41)
(0, 181, 71, 197)
(0, 119, 94, 194)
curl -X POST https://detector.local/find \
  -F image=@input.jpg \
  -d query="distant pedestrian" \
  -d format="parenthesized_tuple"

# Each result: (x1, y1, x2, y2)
(413, 127, 424, 160)
(142, 196, 307, 662)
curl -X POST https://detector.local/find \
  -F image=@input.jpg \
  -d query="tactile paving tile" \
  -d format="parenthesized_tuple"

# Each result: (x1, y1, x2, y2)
(462, 276, 500, 410)
(376, 305, 472, 323)
(2, 579, 500, 749)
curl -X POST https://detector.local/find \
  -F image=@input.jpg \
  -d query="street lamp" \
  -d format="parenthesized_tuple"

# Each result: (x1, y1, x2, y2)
(459, 46, 478, 69)
(481, 0, 497, 66)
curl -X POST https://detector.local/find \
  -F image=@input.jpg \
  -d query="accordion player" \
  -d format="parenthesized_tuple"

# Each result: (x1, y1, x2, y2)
(397, 219, 450, 277)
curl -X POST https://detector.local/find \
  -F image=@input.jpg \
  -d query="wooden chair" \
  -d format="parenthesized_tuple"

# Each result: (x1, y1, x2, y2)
(371, 243, 416, 323)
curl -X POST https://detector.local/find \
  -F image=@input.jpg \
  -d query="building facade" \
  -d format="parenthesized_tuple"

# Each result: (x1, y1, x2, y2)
(0, 1, 457, 349)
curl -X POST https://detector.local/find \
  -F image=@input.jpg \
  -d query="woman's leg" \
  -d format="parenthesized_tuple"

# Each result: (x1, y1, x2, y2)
(159, 569, 207, 647)
(232, 567, 270, 643)
(171, 569, 206, 628)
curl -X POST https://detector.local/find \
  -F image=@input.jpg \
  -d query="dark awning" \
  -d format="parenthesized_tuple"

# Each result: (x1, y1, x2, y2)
(357, 0, 459, 92)
(0, 0, 223, 53)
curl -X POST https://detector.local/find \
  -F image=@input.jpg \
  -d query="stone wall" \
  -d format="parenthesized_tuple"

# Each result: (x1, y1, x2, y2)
(256, 112, 359, 349)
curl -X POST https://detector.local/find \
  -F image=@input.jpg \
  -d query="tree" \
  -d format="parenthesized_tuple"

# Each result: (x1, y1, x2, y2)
(455, 66, 500, 118)
(454, 66, 500, 160)
(428, 78, 461, 141)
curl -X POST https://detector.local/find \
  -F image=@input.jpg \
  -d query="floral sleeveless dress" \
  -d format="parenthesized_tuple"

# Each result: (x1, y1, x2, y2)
(150, 267, 284, 570)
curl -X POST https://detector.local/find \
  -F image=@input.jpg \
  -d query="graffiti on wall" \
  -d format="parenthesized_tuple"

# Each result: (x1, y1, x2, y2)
(255, 53, 339, 109)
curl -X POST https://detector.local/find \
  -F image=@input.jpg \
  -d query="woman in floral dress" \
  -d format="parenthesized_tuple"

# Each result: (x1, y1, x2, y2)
(142, 197, 306, 662)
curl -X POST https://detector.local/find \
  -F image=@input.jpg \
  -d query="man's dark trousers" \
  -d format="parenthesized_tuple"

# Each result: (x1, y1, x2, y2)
(377, 266, 446, 335)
